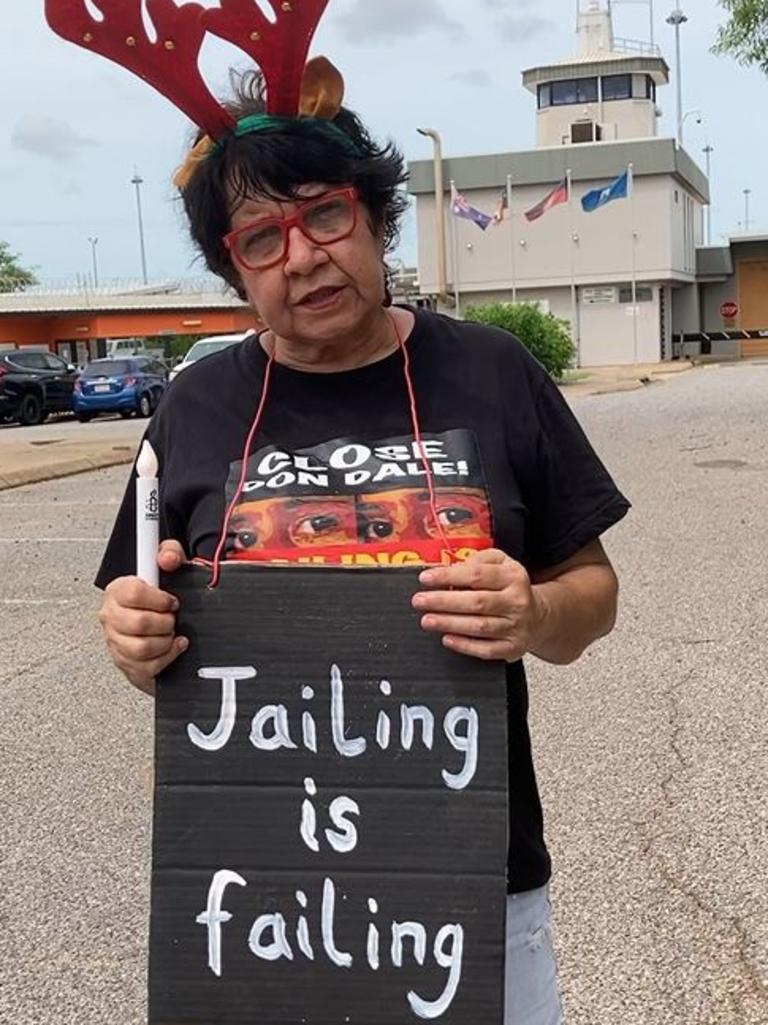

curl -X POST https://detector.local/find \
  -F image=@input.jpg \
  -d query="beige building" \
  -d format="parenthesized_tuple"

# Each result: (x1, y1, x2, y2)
(409, 0, 717, 366)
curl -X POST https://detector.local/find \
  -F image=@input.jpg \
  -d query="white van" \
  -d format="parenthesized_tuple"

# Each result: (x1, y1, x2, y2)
(105, 337, 148, 358)
(169, 332, 250, 382)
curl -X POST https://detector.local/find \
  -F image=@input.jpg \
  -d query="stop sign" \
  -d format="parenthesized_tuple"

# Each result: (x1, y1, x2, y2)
(720, 301, 739, 320)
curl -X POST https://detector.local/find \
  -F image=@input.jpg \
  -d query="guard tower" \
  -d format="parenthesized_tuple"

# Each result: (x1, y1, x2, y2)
(522, 0, 670, 147)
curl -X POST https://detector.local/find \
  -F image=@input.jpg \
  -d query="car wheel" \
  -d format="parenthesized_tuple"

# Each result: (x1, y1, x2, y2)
(76, 413, 93, 423)
(19, 393, 44, 427)
(138, 393, 153, 418)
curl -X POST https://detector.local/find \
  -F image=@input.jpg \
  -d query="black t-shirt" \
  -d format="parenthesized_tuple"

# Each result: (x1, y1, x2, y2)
(97, 308, 630, 894)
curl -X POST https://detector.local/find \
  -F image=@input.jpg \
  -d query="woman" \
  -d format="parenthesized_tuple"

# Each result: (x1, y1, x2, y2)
(96, 73, 629, 1025)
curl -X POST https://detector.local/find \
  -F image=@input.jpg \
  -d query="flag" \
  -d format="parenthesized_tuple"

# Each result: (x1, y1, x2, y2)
(524, 179, 569, 222)
(451, 189, 494, 231)
(492, 188, 509, 225)
(581, 170, 630, 213)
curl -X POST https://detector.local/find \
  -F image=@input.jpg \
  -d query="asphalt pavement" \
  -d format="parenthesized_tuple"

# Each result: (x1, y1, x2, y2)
(1, 362, 766, 1024)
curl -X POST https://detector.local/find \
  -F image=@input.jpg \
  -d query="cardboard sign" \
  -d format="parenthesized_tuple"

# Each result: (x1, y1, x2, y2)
(151, 564, 508, 1025)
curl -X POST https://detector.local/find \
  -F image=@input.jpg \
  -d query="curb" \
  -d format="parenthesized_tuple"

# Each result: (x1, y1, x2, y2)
(0, 449, 135, 491)
(560, 359, 722, 399)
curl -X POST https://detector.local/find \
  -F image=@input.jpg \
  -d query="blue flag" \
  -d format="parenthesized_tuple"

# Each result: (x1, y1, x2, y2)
(581, 170, 630, 213)
(452, 189, 494, 231)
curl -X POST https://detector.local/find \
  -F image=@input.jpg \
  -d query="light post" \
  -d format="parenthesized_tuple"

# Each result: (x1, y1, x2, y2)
(131, 168, 149, 285)
(703, 143, 714, 245)
(416, 128, 450, 307)
(666, 8, 688, 146)
(87, 235, 99, 288)
(744, 188, 752, 233)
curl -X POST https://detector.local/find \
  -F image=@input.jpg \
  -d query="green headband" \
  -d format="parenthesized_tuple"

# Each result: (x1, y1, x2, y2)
(214, 114, 362, 157)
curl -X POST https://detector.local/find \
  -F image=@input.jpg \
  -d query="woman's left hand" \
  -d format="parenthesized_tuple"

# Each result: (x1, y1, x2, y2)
(412, 549, 546, 662)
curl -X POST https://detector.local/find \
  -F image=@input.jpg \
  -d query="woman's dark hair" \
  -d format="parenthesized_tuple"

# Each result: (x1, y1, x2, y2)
(181, 70, 409, 300)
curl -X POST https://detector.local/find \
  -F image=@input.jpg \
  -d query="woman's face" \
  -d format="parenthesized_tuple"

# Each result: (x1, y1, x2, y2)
(227, 183, 387, 345)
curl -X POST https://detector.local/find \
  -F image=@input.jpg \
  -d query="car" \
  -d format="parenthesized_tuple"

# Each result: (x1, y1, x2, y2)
(169, 332, 249, 382)
(105, 337, 149, 359)
(74, 356, 168, 421)
(0, 349, 78, 426)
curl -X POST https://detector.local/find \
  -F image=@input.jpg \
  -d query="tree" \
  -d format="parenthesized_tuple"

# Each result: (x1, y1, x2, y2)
(464, 302, 576, 379)
(714, 0, 768, 73)
(0, 241, 37, 292)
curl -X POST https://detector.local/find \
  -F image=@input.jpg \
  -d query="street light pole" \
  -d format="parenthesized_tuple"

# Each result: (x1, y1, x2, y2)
(417, 128, 450, 308)
(702, 143, 714, 245)
(744, 188, 752, 233)
(666, 8, 688, 146)
(88, 235, 99, 288)
(131, 168, 149, 285)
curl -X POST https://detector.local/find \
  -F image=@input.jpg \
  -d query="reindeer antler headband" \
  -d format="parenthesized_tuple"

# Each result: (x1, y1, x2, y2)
(44, 0, 348, 188)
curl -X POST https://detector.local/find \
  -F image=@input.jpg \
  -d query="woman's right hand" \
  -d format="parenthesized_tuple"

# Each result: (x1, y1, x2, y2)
(99, 540, 189, 697)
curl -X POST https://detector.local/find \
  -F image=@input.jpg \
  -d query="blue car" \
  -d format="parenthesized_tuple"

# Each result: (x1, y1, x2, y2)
(74, 356, 168, 421)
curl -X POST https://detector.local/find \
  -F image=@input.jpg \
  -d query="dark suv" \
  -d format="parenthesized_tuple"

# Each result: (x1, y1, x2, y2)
(0, 350, 78, 426)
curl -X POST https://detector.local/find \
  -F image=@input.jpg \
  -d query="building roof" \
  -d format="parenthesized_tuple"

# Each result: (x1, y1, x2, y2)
(727, 232, 768, 245)
(522, 53, 669, 90)
(408, 137, 709, 205)
(0, 279, 246, 316)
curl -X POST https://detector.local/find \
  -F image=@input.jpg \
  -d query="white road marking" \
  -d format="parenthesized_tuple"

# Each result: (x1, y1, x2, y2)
(1, 599, 78, 606)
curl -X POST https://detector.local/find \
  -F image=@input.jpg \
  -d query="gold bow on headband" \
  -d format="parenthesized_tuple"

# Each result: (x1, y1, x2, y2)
(174, 56, 345, 190)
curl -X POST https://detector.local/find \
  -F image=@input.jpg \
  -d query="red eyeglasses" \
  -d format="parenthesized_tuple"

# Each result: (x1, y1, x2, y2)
(224, 187, 359, 272)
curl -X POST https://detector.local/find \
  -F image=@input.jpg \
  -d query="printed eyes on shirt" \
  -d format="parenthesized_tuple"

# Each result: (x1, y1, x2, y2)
(358, 489, 492, 543)
(228, 488, 493, 553)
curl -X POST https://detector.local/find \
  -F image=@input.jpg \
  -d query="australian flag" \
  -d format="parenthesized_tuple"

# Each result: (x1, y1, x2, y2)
(451, 189, 494, 231)
(581, 170, 630, 213)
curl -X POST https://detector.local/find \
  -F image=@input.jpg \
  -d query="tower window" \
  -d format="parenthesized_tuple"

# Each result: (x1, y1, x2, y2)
(552, 77, 598, 105)
(602, 74, 632, 101)
(538, 83, 552, 109)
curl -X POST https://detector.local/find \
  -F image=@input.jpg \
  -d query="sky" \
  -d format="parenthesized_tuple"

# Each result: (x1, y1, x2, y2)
(2, 1, 767, 285)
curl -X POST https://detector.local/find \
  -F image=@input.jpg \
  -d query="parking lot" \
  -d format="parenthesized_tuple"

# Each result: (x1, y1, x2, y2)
(1, 362, 767, 1024)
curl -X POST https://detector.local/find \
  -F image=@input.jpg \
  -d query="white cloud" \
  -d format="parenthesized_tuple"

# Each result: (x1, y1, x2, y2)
(495, 14, 554, 42)
(451, 69, 494, 88)
(335, 0, 460, 43)
(12, 116, 98, 161)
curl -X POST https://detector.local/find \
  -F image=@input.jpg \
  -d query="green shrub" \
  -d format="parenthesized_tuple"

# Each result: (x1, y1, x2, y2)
(464, 302, 576, 379)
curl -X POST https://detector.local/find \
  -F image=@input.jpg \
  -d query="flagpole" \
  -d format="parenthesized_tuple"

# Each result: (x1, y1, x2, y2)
(449, 181, 462, 320)
(567, 168, 580, 368)
(629, 163, 639, 364)
(506, 174, 517, 304)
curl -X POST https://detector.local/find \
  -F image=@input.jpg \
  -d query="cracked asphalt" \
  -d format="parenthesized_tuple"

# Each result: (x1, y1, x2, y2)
(1, 361, 766, 1024)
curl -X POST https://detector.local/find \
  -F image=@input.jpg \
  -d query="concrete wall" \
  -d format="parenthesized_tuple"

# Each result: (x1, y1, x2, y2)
(417, 174, 700, 296)
(671, 282, 701, 334)
(578, 286, 660, 365)
(453, 285, 660, 367)
(538, 95, 657, 147)
(698, 242, 768, 332)
(700, 279, 738, 333)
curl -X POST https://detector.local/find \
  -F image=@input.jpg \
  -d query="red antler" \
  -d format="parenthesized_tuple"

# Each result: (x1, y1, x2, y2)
(203, 0, 333, 117)
(44, 0, 236, 139)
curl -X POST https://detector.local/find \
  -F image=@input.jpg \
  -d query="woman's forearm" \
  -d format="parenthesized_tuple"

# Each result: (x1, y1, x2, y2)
(530, 562, 619, 666)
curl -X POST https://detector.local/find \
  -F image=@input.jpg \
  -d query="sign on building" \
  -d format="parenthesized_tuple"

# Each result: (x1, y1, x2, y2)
(150, 565, 509, 1025)
(582, 286, 618, 305)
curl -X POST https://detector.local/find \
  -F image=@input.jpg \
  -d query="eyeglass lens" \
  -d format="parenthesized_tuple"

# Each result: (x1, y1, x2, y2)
(235, 194, 355, 269)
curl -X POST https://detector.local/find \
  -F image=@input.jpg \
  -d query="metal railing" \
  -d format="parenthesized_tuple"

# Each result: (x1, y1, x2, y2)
(612, 37, 663, 57)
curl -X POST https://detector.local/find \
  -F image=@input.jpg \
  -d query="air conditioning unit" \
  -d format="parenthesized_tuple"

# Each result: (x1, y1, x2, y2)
(571, 121, 603, 144)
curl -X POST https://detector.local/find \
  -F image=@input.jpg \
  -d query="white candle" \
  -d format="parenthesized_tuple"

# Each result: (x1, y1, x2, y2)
(136, 439, 160, 586)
